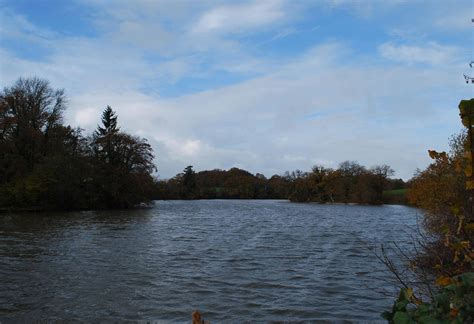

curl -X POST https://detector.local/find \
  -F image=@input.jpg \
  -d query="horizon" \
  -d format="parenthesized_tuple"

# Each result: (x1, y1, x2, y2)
(1, 0, 473, 180)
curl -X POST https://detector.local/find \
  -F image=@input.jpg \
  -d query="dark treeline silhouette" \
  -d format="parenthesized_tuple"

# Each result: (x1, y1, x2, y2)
(1, 77, 407, 210)
(155, 166, 290, 200)
(154, 162, 406, 204)
(0, 78, 156, 210)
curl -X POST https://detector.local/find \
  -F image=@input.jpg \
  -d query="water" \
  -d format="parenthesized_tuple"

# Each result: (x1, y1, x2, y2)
(0, 200, 419, 322)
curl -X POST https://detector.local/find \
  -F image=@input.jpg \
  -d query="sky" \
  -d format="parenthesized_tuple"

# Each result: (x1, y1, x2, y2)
(0, 0, 473, 180)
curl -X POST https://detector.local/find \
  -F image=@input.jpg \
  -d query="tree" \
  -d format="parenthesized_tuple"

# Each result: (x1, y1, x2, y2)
(92, 106, 156, 208)
(96, 106, 119, 136)
(179, 165, 196, 198)
(368, 165, 395, 204)
(0, 77, 65, 172)
(93, 105, 120, 165)
(408, 132, 470, 235)
(0, 78, 97, 209)
(0, 78, 157, 210)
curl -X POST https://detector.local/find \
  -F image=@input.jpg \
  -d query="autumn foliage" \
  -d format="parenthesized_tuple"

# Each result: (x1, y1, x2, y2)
(155, 163, 404, 204)
(408, 136, 470, 235)
(384, 99, 474, 322)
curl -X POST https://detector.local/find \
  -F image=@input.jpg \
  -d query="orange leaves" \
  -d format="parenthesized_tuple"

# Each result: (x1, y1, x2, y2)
(449, 307, 459, 318)
(436, 276, 452, 286)
(465, 164, 473, 178)
(428, 150, 447, 161)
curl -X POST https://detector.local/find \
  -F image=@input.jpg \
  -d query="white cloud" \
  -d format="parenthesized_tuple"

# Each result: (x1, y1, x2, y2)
(3, 38, 468, 180)
(0, 9, 56, 42)
(378, 42, 460, 65)
(271, 27, 297, 41)
(74, 107, 100, 126)
(1, 1, 472, 181)
(192, 0, 285, 34)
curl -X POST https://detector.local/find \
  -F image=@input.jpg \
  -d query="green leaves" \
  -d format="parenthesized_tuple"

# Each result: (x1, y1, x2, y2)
(383, 273, 474, 323)
(392, 311, 414, 324)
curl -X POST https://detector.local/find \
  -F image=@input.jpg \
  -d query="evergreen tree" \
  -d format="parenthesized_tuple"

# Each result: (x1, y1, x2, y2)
(93, 106, 121, 165)
(180, 165, 196, 198)
(95, 106, 119, 137)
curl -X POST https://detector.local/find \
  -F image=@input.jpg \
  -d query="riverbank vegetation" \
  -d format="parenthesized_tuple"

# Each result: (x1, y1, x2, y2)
(383, 99, 474, 322)
(154, 163, 406, 204)
(2, 78, 472, 320)
(1, 77, 412, 210)
(0, 78, 156, 210)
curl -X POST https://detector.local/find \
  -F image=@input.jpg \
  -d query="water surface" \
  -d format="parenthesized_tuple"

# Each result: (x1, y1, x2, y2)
(0, 200, 419, 322)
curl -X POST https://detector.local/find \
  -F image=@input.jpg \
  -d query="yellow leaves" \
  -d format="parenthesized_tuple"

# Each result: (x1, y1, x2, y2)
(465, 163, 473, 177)
(403, 287, 423, 305)
(449, 241, 471, 263)
(465, 223, 474, 231)
(466, 180, 474, 190)
(460, 241, 470, 248)
(436, 276, 452, 286)
(450, 206, 460, 216)
(450, 241, 470, 250)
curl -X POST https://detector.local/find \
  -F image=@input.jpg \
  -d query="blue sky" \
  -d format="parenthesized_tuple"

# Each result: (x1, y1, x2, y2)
(1, 0, 473, 179)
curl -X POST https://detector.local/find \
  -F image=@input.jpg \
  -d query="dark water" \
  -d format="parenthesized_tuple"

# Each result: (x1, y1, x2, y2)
(0, 200, 419, 322)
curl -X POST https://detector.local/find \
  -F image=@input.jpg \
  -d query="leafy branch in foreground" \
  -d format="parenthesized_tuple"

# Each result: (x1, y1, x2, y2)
(383, 99, 474, 322)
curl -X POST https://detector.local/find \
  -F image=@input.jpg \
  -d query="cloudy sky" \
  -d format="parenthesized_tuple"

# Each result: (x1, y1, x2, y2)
(1, 0, 473, 179)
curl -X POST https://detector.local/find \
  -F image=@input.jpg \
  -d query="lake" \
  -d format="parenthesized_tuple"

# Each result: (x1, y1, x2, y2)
(0, 200, 420, 322)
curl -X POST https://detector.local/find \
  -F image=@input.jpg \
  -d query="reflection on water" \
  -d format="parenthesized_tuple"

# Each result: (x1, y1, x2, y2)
(0, 200, 419, 321)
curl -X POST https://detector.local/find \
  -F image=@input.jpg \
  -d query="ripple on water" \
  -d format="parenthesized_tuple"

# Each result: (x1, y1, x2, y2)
(0, 200, 419, 322)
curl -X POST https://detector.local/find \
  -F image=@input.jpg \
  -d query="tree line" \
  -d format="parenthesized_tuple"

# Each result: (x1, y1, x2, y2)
(0, 78, 156, 210)
(1, 77, 409, 210)
(154, 162, 407, 204)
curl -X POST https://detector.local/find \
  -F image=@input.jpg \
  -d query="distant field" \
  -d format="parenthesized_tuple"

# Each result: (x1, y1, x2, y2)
(383, 189, 408, 196)
(382, 189, 409, 205)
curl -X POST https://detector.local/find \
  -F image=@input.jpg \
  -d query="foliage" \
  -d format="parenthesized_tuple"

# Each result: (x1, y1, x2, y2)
(155, 167, 282, 200)
(0, 78, 156, 210)
(384, 98, 474, 322)
(407, 137, 469, 235)
(154, 163, 404, 203)
(289, 162, 399, 204)
(382, 272, 474, 323)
